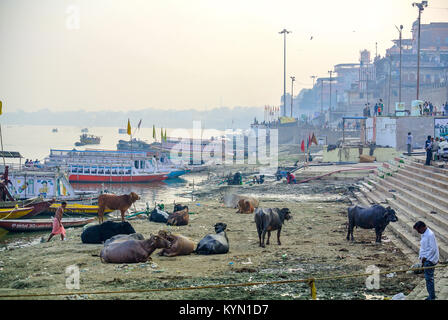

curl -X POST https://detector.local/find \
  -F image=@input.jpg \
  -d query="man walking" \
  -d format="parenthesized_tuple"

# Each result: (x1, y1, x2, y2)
(407, 132, 413, 156)
(47, 201, 66, 242)
(413, 221, 439, 300)
(425, 135, 432, 166)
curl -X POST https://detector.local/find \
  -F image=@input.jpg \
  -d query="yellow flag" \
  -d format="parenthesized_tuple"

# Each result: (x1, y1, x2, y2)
(127, 119, 131, 135)
(0, 101, 2, 115)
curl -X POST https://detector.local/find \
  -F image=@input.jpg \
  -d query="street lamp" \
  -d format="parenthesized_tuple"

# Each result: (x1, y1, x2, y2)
(395, 24, 404, 103)
(412, 1, 428, 100)
(328, 70, 334, 113)
(290, 76, 295, 118)
(279, 29, 291, 117)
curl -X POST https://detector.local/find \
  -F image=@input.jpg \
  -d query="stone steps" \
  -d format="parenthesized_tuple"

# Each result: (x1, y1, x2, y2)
(400, 163, 448, 189)
(376, 175, 448, 230)
(367, 175, 448, 250)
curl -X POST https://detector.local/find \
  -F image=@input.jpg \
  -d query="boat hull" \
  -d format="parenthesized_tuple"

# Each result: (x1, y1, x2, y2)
(166, 169, 190, 178)
(0, 217, 95, 232)
(68, 173, 169, 183)
(0, 207, 34, 219)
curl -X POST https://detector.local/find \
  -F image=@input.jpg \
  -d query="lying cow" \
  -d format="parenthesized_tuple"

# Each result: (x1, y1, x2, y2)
(149, 207, 169, 223)
(195, 223, 229, 255)
(103, 233, 145, 246)
(81, 221, 136, 244)
(97, 192, 140, 223)
(167, 208, 189, 226)
(236, 198, 255, 214)
(100, 235, 170, 264)
(255, 207, 292, 248)
(157, 230, 195, 257)
(346, 204, 398, 243)
(223, 193, 259, 209)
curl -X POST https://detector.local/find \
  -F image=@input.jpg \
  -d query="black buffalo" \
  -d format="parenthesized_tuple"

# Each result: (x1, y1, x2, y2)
(173, 203, 188, 213)
(81, 221, 136, 244)
(255, 207, 292, 248)
(346, 204, 398, 243)
(149, 207, 170, 223)
(195, 223, 229, 255)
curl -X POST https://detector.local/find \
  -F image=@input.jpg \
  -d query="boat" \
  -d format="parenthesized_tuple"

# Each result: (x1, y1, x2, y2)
(45, 149, 188, 183)
(0, 207, 34, 219)
(0, 198, 54, 219)
(0, 217, 95, 232)
(81, 128, 89, 133)
(47, 203, 114, 216)
(75, 134, 101, 146)
(117, 138, 155, 152)
(52, 128, 58, 133)
(118, 128, 127, 134)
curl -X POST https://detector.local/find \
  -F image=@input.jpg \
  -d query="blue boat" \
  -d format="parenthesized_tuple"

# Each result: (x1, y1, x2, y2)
(167, 169, 191, 178)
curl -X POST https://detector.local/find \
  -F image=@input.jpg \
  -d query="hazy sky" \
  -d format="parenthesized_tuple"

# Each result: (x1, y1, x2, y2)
(1, 0, 447, 112)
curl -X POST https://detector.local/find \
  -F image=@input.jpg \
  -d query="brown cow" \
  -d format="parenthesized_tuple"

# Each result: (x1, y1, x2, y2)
(166, 208, 189, 226)
(97, 192, 140, 223)
(157, 230, 195, 257)
(100, 235, 170, 264)
(236, 198, 255, 214)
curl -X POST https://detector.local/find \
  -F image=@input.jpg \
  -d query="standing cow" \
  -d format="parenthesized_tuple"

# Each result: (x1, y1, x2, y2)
(255, 207, 292, 248)
(346, 204, 398, 243)
(97, 192, 140, 223)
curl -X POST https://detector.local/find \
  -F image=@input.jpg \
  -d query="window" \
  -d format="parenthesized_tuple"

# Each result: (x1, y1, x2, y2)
(98, 167, 104, 174)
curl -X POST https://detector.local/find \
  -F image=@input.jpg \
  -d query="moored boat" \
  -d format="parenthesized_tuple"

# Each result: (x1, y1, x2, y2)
(47, 203, 114, 216)
(75, 134, 101, 146)
(0, 199, 55, 219)
(0, 207, 35, 219)
(45, 149, 187, 183)
(0, 217, 95, 232)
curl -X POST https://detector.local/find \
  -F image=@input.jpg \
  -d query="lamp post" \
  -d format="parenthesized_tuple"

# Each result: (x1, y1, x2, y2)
(290, 76, 295, 118)
(328, 70, 334, 113)
(412, 1, 428, 100)
(279, 29, 291, 116)
(395, 24, 403, 103)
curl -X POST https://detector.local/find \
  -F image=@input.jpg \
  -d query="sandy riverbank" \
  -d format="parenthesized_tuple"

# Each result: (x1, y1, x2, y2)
(0, 171, 422, 300)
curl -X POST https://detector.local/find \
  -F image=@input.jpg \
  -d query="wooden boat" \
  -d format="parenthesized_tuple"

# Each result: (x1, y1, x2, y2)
(0, 217, 95, 232)
(0, 199, 54, 219)
(48, 203, 114, 216)
(0, 207, 34, 219)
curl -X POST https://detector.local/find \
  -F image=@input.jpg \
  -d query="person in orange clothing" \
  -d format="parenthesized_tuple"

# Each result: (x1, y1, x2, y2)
(47, 201, 67, 242)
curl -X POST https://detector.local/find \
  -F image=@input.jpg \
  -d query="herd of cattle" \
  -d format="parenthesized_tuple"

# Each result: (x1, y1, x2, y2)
(81, 192, 399, 264)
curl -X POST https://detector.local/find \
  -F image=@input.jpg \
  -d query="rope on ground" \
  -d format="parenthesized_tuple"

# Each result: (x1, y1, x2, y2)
(0, 263, 446, 299)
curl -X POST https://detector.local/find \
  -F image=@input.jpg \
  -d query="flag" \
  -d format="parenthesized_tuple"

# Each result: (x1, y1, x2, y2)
(300, 140, 305, 152)
(161, 127, 163, 141)
(164, 129, 167, 142)
(311, 133, 318, 145)
(137, 119, 142, 130)
(307, 134, 310, 149)
(153, 125, 156, 139)
(127, 119, 131, 135)
(0, 100, 2, 115)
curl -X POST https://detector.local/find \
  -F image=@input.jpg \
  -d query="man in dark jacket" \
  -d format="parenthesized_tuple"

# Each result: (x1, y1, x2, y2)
(425, 136, 432, 166)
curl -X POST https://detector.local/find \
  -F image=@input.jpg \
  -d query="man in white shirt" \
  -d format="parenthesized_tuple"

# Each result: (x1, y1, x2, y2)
(413, 221, 439, 300)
